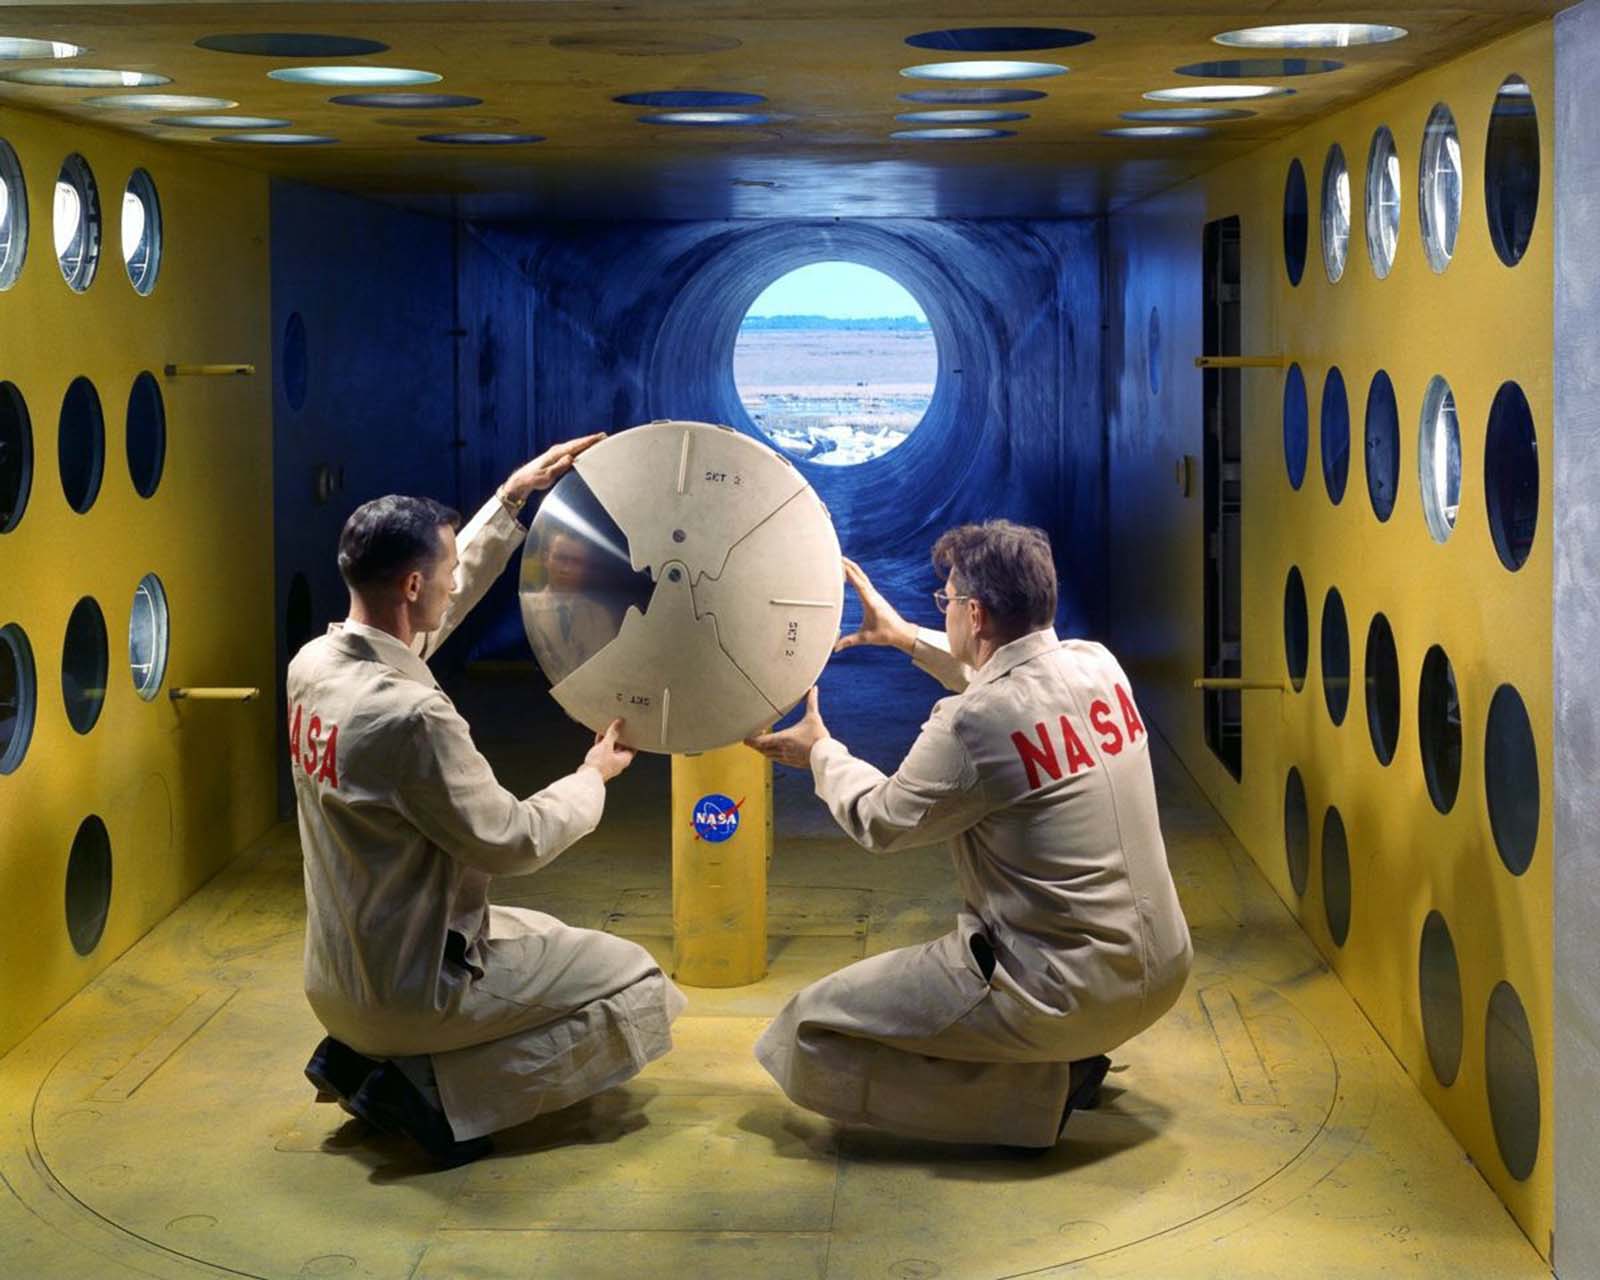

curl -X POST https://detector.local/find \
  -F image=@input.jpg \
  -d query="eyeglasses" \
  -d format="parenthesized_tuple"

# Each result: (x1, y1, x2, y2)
(932, 590, 973, 612)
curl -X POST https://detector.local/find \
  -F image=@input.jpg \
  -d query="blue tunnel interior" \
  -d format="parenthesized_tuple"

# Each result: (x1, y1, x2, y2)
(272, 182, 1110, 825)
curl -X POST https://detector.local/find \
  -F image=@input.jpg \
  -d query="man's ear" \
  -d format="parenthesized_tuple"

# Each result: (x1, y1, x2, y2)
(403, 569, 424, 603)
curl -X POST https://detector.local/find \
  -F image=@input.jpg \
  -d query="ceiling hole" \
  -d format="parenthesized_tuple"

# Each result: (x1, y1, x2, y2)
(419, 133, 545, 144)
(1484, 380, 1538, 571)
(1365, 612, 1400, 765)
(1485, 683, 1539, 876)
(904, 27, 1094, 53)
(897, 88, 1045, 104)
(214, 133, 337, 145)
(1121, 107, 1254, 123)
(897, 110, 1028, 124)
(1419, 911, 1463, 1086)
(1213, 24, 1408, 49)
(1176, 58, 1342, 77)
(0, 37, 86, 60)
(613, 90, 765, 108)
(85, 93, 236, 111)
(901, 60, 1068, 82)
(196, 33, 389, 57)
(1485, 75, 1539, 268)
(1146, 84, 1293, 102)
(268, 66, 438, 87)
(1419, 644, 1462, 813)
(1102, 126, 1210, 139)
(332, 92, 483, 109)
(1, 68, 170, 88)
(155, 114, 290, 129)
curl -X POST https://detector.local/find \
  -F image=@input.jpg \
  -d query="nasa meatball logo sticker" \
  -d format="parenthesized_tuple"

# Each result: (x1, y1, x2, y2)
(691, 793, 744, 843)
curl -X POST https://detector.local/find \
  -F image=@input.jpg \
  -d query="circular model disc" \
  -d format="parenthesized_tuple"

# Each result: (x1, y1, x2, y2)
(520, 420, 843, 754)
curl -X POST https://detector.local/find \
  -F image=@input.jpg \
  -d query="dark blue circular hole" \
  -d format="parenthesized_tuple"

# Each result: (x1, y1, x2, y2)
(613, 90, 766, 108)
(1321, 587, 1350, 726)
(904, 26, 1094, 52)
(1321, 366, 1350, 504)
(1485, 380, 1538, 571)
(1364, 369, 1400, 521)
(59, 377, 104, 515)
(1284, 363, 1309, 489)
(898, 88, 1047, 104)
(1485, 683, 1539, 875)
(1284, 158, 1309, 286)
(126, 371, 165, 500)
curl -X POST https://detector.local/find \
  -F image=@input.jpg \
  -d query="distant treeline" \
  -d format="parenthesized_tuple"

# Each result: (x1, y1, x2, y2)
(741, 314, 932, 331)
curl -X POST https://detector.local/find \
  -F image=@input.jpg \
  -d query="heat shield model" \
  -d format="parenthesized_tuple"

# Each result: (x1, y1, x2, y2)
(519, 420, 844, 754)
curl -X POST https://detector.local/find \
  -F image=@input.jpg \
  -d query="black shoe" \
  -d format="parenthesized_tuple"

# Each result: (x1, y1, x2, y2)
(305, 1036, 381, 1101)
(347, 1062, 493, 1169)
(1062, 1054, 1112, 1123)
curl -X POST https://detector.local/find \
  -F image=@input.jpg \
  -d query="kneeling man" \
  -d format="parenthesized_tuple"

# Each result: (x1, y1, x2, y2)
(289, 434, 685, 1165)
(747, 523, 1191, 1149)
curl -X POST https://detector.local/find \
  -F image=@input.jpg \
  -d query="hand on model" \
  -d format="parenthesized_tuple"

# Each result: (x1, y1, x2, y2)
(502, 432, 607, 504)
(835, 556, 917, 654)
(745, 688, 830, 769)
(583, 718, 636, 783)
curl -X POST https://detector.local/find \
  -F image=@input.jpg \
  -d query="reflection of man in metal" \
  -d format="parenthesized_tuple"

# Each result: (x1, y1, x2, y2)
(288, 433, 686, 1167)
(521, 529, 620, 684)
(747, 526, 1192, 1150)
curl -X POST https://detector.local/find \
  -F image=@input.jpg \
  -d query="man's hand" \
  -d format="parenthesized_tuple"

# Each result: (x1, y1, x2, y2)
(502, 432, 607, 504)
(582, 718, 636, 783)
(745, 688, 829, 769)
(835, 556, 917, 654)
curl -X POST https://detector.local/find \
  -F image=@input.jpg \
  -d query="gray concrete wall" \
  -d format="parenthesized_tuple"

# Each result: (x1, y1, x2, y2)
(1554, 3, 1600, 1273)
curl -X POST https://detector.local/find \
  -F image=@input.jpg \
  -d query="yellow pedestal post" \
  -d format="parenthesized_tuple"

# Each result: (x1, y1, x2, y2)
(670, 745, 771, 987)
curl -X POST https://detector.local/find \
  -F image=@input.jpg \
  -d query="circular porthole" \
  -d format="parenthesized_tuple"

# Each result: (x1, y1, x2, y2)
(1365, 612, 1401, 765)
(1419, 375, 1461, 543)
(1419, 103, 1462, 273)
(1147, 307, 1161, 396)
(1364, 370, 1400, 522)
(733, 261, 936, 466)
(1284, 566, 1309, 692)
(1322, 806, 1351, 946)
(65, 813, 113, 955)
(126, 371, 165, 499)
(121, 168, 161, 295)
(1321, 366, 1350, 504)
(1485, 75, 1539, 268)
(1484, 381, 1538, 572)
(1285, 767, 1310, 895)
(62, 595, 108, 734)
(1321, 587, 1350, 725)
(0, 622, 37, 774)
(1485, 683, 1538, 876)
(129, 573, 169, 701)
(1419, 911, 1463, 1086)
(0, 381, 31, 532)
(1320, 142, 1350, 282)
(1284, 158, 1309, 286)
(1485, 981, 1540, 1180)
(1419, 644, 1462, 813)
(53, 153, 101, 292)
(59, 376, 105, 515)
(1365, 125, 1401, 278)
(282, 311, 308, 411)
(1284, 363, 1309, 489)
(0, 138, 29, 290)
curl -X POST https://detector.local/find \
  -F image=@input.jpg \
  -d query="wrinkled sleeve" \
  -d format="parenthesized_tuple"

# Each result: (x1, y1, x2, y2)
(810, 704, 988, 853)
(397, 694, 605, 877)
(416, 497, 528, 662)
(911, 627, 975, 693)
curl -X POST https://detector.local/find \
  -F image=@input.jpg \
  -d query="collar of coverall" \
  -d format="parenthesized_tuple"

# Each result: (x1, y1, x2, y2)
(967, 626, 1060, 687)
(325, 618, 442, 690)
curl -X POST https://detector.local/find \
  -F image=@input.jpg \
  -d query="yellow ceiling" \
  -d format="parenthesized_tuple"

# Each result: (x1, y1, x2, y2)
(0, 3, 1568, 218)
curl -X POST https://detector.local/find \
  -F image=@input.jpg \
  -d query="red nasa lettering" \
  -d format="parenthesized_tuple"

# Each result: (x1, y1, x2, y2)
(288, 702, 341, 788)
(1010, 685, 1146, 791)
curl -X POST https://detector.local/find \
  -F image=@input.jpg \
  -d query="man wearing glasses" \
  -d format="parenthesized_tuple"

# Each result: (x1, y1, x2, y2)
(745, 522, 1191, 1150)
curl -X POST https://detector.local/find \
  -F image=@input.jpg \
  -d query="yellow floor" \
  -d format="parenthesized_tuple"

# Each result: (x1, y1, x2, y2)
(0, 732, 1550, 1279)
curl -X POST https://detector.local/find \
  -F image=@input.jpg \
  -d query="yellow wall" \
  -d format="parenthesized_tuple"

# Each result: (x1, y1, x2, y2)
(0, 105, 275, 1055)
(1110, 23, 1554, 1255)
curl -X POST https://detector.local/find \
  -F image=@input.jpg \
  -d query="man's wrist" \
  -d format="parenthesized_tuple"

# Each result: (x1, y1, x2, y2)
(498, 483, 529, 513)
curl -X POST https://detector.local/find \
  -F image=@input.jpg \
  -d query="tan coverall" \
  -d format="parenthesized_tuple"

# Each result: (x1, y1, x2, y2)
(756, 627, 1192, 1147)
(288, 495, 685, 1142)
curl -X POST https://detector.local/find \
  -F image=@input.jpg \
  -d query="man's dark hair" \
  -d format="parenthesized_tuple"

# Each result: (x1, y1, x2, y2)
(337, 495, 461, 590)
(931, 520, 1058, 635)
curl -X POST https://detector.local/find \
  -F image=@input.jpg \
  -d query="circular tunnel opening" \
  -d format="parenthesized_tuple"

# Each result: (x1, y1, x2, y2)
(732, 260, 937, 467)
